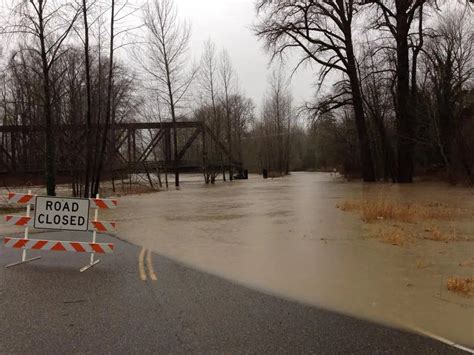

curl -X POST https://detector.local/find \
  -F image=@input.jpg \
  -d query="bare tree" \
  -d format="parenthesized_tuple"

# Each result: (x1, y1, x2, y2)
(91, 0, 115, 196)
(257, 68, 293, 176)
(229, 93, 255, 170)
(255, 0, 376, 182)
(81, 0, 93, 197)
(4, 1, 80, 195)
(220, 49, 235, 181)
(363, 0, 430, 183)
(199, 40, 221, 183)
(200, 40, 220, 124)
(423, 6, 474, 178)
(139, 0, 197, 188)
(359, 38, 397, 181)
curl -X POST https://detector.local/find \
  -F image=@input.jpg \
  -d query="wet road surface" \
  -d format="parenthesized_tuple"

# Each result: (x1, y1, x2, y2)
(0, 232, 467, 353)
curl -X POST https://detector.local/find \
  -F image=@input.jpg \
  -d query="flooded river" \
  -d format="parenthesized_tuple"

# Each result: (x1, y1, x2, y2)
(3, 172, 473, 347)
(104, 172, 473, 347)
(109, 172, 474, 348)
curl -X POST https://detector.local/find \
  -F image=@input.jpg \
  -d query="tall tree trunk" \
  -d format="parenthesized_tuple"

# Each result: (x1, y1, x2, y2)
(164, 70, 179, 187)
(38, 3, 56, 196)
(346, 44, 376, 182)
(170, 100, 179, 188)
(226, 97, 233, 181)
(93, 0, 115, 196)
(83, 0, 93, 197)
(396, 9, 414, 183)
(160, 24, 179, 188)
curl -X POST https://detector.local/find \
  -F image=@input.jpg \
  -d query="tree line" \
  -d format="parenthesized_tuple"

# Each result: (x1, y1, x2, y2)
(0, 0, 297, 195)
(0, 0, 136, 196)
(255, 0, 474, 183)
(0, 0, 472, 197)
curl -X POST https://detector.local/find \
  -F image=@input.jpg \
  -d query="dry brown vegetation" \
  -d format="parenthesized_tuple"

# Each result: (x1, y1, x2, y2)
(338, 198, 473, 302)
(337, 199, 465, 223)
(338, 199, 473, 249)
(447, 276, 474, 296)
(376, 226, 415, 246)
(416, 259, 433, 269)
(422, 227, 464, 243)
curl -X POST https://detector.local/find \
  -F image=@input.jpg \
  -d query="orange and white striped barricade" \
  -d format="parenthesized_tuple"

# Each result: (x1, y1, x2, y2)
(4, 215, 33, 227)
(3, 237, 114, 254)
(2, 192, 118, 272)
(80, 194, 118, 272)
(4, 215, 117, 233)
(6, 192, 35, 205)
(90, 197, 118, 209)
(4, 190, 42, 267)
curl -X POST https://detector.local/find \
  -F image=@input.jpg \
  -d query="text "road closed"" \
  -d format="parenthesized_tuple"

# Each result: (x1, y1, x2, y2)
(34, 197, 90, 232)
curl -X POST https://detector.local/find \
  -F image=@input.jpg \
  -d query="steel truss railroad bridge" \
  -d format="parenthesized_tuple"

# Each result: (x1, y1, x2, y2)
(0, 121, 242, 177)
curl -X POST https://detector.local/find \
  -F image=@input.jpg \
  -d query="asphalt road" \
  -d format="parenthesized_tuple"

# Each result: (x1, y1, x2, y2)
(0, 232, 467, 354)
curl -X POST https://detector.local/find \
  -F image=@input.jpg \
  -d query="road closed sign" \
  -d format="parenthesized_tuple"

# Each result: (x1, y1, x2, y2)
(34, 196, 90, 231)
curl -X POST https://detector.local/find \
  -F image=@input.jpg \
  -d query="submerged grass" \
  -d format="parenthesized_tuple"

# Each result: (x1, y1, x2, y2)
(422, 227, 464, 243)
(447, 276, 474, 296)
(337, 199, 465, 223)
(377, 226, 415, 246)
(337, 197, 474, 301)
(338, 199, 472, 247)
(416, 259, 433, 269)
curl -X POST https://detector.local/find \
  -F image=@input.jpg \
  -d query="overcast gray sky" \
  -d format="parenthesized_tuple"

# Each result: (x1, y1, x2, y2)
(173, 0, 317, 109)
(0, 0, 325, 112)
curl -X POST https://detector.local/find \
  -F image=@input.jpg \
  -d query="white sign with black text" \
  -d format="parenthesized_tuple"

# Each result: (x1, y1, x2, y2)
(34, 196, 90, 231)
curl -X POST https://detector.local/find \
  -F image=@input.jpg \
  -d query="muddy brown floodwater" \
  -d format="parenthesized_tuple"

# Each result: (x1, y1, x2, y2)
(3, 173, 473, 347)
(106, 172, 474, 348)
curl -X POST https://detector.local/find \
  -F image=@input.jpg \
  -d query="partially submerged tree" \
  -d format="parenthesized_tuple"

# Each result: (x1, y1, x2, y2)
(422, 6, 474, 178)
(198, 40, 222, 183)
(256, 68, 293, 176)
(358, 38, 397, 182)
(363, 0, 429, 183)
(139, 0, 197, 188)
(255, 0, 376, 181)
(220, 49, 235, 181)
(229, 94, 255, 169)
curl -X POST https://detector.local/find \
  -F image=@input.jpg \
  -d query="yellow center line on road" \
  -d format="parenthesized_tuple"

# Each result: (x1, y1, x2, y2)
(146, 249, 158, 281)
(138, 248, 157, 282)
(138, 247, 147, 281)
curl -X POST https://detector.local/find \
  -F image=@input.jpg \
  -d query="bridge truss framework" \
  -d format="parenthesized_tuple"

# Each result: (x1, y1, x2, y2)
(0, 121, 242, 178)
